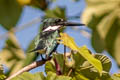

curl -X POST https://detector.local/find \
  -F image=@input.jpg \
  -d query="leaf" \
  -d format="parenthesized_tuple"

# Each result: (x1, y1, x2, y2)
(72, 52, 86, 68)
(94, 54, 112, 72)
(73, 73, 89, 80)
(82, 0, 119, 24)
(45, 60, 56, 74)
(58, 33, 102, 73)
(82, 0, 120, 67)
(45, 53, 72, 75)
(11, 72, 45, 80)
(105, 18, 120, 65)
(100, 71, 111, 80)
(114, 32, 120, 66)
(46, 72, 72, 80)
(30, 0, 49, 10)
(0, 64, 6, 80)
(74, 53, 111, 80)
(111, 74, 120, 80)
(0, 32, 25, 75)
(92, 29, 105, 53)
(46, 72, 56, 80)
(45, 7, 66, 19)
(0, 0, 22, 30)
(57, 33, 78, 50)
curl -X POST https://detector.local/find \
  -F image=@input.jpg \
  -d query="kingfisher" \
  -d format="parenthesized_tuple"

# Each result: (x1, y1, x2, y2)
(30, 18, 84, 60)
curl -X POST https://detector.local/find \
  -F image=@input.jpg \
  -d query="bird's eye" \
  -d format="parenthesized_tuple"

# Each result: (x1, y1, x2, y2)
(56, 19, 61, 22)
(55, 19, 64, 22)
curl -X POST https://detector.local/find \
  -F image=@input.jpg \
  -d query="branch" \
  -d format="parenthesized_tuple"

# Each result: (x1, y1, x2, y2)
(0, 17, 41, 40)
(6, 57, 51, 80)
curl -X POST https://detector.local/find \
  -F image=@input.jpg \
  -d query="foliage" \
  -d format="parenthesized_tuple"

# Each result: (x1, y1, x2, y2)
(0, 0, 120, 80)
(11, 33, 115, 80)
(0, 64, 6, 80)
(0, 0, 22, 30)
(11, 72, 45, 80)
(81, 0, 120, 66)
(57, 33, 102, 73)
(0, 0, 66, 76)
(11, 72, 72, 80)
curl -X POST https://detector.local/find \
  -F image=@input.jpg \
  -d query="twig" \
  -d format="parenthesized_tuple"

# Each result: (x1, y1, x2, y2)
(67, 68, 73, 76)
(6, 57, 51, 80)
(0, 17, 41, 40)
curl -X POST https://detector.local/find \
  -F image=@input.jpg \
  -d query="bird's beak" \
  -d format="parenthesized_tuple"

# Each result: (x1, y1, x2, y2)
(58, 21, 85, 26)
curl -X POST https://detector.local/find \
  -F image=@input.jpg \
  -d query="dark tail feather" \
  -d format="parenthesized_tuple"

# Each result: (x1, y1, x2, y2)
(28, 48, 38, 53)
(28, 50, 39, 56)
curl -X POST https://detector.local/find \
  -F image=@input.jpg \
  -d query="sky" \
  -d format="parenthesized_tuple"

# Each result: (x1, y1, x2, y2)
(0, 0, 119, 74)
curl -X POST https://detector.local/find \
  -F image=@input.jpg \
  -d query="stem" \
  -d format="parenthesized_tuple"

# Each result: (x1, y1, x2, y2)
(54, 58, 62, 75)
(63, 45, 66, 74)
(6, 57, 51, 80)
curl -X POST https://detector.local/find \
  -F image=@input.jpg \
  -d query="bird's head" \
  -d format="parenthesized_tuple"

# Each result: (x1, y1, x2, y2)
(42, 18, 85, 32)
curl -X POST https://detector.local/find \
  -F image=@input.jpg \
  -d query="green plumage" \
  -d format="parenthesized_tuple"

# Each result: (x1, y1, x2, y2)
(31, 18, 61, 58)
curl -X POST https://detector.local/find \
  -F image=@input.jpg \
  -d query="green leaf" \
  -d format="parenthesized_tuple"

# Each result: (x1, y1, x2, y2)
(111, 74, 120, 80)
(0, 32, 25, 76)
(58, 33, 103, 74)
(0, 0, 22, 30)
(105, 18, 120, 65)
(114, 32, 120, 66)
(30, 0, 48, 10)
(45, 61, 56, 74)
(45, 53, 72, 75)
(74, 53, 111, 80)
(92, 29, 105, 53)
(73, 73, 89, 80)
(72, 52, 86, 68)
(100, 71, 111, 80)
(94, 54, 112, 72)
(82, 0, 120, 67)
(11, 72, 45, 80)
(45, 7, 66, 19)
(0, 64, 6, 80)
(46, 72, 56, 80)
(46, 72, 72, 80)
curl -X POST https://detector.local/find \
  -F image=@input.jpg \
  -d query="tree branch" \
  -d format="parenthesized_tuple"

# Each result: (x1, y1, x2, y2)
(6, 57, 51, 80)
(0, 17, 41, 40)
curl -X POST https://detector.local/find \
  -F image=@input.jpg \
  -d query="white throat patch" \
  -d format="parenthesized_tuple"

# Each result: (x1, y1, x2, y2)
(43, 25, 61, 32)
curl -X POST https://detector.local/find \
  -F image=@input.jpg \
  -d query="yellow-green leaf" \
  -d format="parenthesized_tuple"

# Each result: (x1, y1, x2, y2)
(58, 33, 102, 73)
(11, 72, 45, 80)
(0, 64, 6, 80)
(82, 0, 120, 67)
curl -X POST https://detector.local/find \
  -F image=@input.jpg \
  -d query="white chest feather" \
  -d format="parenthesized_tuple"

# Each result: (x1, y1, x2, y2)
(43, 25, 61, 32)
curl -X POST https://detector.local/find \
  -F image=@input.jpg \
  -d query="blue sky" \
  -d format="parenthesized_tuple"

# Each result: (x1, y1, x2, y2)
(0, 0, 119, 74)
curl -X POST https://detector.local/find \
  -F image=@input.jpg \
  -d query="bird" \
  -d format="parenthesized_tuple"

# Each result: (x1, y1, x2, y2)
(30, 18, 85, 60)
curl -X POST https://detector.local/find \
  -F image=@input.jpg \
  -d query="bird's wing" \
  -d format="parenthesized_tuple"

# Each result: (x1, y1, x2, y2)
(34, 34, 40, 47)
(45, 31, 59, 56)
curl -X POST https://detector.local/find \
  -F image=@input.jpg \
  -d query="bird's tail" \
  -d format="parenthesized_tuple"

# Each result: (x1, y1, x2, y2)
(28, 48, 37, 53)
